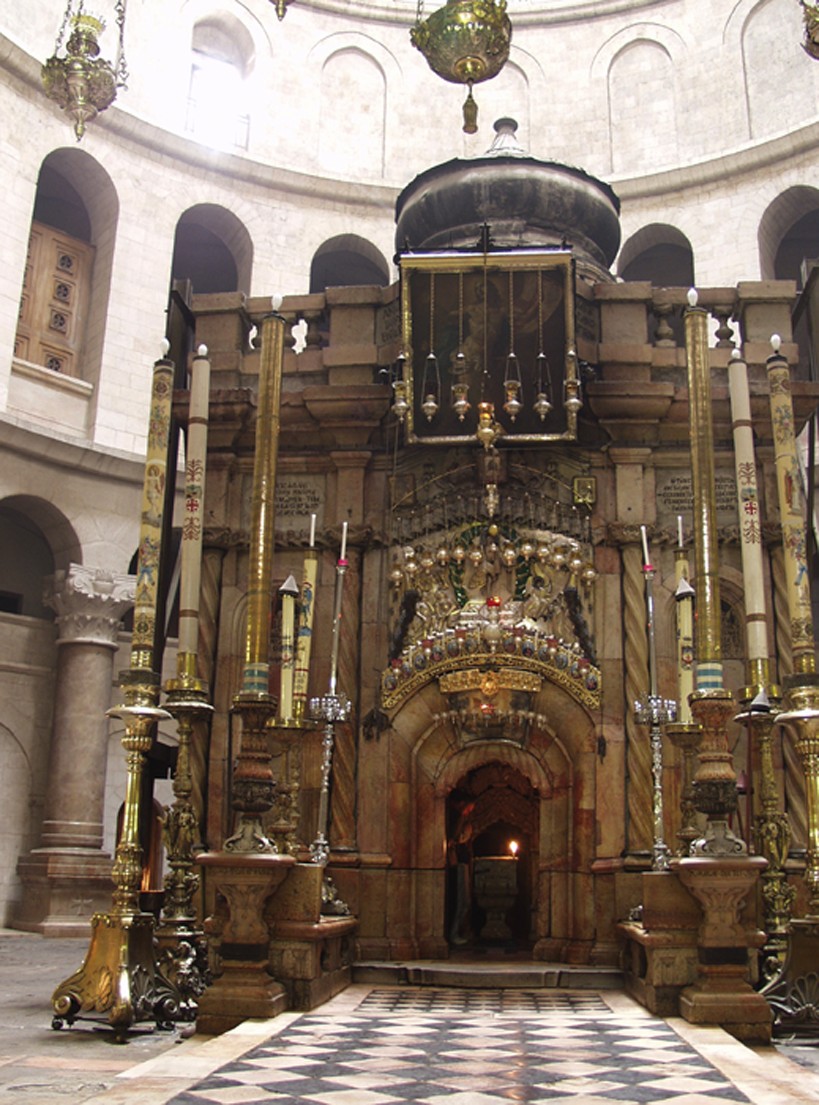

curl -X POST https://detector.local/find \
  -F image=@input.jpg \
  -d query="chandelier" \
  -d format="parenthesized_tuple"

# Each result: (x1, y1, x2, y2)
(42, 2, 128, 141)
(411, 0, 512, 133)
(803, 1, 819, 58)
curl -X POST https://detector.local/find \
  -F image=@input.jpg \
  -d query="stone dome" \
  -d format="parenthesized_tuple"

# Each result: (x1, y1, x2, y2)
(394, 119, 621, 281)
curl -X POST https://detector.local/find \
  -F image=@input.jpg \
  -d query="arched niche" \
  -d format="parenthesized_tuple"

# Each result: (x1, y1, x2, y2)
(16, 147, 118, 388)
(758, 186, 819, 285)
(0, 496, 81, 619)
(310, 234, 390, 292)
(382, 673, 597, 960)
(171, 203, 253, 294)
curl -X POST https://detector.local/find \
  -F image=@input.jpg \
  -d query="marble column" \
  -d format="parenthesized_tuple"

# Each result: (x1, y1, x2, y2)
(15, 563, 135, 936)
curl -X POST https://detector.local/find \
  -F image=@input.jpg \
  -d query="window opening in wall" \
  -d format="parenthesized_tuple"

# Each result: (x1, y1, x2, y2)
(0, 591, 23, 616)
(186, 50, 249, 150)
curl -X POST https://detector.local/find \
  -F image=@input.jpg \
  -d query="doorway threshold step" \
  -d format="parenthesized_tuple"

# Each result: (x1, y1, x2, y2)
(352, 960, 623, 990)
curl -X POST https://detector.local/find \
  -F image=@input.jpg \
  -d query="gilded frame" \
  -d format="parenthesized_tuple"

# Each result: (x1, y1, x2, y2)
(399, 249, 578, 445)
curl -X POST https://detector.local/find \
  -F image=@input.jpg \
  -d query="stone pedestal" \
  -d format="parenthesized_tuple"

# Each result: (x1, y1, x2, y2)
(676, 856, 772, 1044)
(617, 871, 699, 1016)
(197, 851, 296, 1035)
(266, 864, 358, 1010)
(15, 565, 134, 935)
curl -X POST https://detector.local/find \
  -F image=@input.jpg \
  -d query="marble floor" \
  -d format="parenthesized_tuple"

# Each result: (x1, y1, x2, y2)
(84, 986, 819, 1105)
(4, 933, 819, 1105)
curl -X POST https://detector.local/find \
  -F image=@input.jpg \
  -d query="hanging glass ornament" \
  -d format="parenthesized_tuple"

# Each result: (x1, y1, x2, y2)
(503, 270, 523, 421)
(452, 382, 470, 421)
(421, 273, 441, 421)
(533, 273, 553, 420)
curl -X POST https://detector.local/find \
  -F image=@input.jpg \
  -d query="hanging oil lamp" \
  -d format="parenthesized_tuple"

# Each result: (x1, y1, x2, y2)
(533, 270, 553, 420)
(391, 352, 410, 422)
(451, 271, 471, 421)
(421, 273, 441, 421)
(42, 2, 128, 141)
(503, 269, 523, 421)
(410, 0, 512, 134)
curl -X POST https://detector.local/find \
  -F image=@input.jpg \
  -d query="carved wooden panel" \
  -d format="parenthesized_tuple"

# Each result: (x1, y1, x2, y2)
(15, 221, 95, 377)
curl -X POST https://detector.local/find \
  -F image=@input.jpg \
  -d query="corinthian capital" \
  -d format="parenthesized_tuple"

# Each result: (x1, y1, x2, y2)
(44, 564, 135, 647)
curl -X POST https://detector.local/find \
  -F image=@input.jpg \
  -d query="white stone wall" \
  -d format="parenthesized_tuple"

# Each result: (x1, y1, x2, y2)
(0, 0, 817, 452)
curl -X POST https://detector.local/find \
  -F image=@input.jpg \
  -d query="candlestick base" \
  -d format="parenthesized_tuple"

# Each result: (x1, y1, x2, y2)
(52, 911, 185, 1041)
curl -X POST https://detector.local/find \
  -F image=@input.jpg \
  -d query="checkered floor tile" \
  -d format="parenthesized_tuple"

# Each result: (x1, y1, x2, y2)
(167, 990, 751, 1105)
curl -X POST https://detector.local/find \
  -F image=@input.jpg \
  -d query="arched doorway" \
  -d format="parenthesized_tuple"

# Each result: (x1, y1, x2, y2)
(446, 762, 537, 952)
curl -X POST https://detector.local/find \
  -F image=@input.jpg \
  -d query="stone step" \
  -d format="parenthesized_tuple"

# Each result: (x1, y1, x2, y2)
(353, 960, 623, 990)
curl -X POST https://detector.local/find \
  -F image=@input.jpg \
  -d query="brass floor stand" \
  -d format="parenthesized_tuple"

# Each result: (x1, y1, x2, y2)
(51, 674, 185, 1042)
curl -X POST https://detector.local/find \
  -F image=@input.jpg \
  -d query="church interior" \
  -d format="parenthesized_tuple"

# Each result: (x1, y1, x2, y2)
(4, 0, 819, 1066)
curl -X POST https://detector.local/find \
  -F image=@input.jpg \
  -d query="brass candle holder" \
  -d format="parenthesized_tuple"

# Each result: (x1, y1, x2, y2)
(51, 672, 183, 1039)
(155, 658, 213, 1006)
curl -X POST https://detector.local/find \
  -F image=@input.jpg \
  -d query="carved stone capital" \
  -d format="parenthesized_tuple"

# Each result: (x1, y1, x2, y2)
(44, 563, 135, 647)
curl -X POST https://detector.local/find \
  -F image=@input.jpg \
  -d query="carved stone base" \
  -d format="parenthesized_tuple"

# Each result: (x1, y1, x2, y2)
(196, 963, 289, 1036)
(14, 849, 113, 936)
(675, 855, 772, 1044)
(679, 969, 773, 1045)
(617, 871, 700, 1016)
(197, 851, 296, 1035)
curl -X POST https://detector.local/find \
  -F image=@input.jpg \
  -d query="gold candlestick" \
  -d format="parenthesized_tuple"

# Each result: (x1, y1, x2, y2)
(52, 343, 183, 1039)
(226, 303, 286, 853)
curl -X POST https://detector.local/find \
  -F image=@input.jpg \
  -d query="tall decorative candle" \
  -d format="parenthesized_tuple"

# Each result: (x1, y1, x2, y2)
(293, 525, 318, 722)
(278, 574, 299, 720)
(766, 335, 815, 676)
(684, 288, 722, 690)
(328, 524, 349, 697)
(728, 346, 771, 691)
(176, 344, 211, 678)
(674, 552, 695, 725)
(131, 340, 175, 673)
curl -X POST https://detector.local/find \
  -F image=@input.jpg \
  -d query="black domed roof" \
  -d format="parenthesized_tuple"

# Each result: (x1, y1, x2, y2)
(395, 119, 621, 280)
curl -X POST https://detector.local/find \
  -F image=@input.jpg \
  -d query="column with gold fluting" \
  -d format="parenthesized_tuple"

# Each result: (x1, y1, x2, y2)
(52, 341, 182, 1038)
(676, 292, 770, 1046)
(728, 344, 793, 974)
(683, 290, 742, 850)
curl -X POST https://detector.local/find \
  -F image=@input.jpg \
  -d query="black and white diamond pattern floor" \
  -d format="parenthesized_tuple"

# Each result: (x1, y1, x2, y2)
(164, 988, 754, 1105)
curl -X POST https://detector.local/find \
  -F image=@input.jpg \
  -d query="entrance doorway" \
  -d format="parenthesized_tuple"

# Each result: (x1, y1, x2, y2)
(445, 762, 537, 952)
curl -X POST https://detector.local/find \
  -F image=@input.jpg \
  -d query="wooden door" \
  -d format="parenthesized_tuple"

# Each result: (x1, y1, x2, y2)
(15, 221, 95, 377)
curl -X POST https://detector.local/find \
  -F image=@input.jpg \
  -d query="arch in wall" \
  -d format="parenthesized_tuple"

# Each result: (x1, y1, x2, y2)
(185, 6, 262, 148)
(0, 723, 34, 925)
(0, 493, 81, 583)
(318, 46, 387, 177)
(724, 0, 817, 142)
(380, 673, 596, 960)
(310, 234, 390, 292)
(618, 223, 695, 285)
(15, 147, 118, 387)
(590, 23, 687, 174)
(758, 186, 819, 285)
(171, 203, 253, 294)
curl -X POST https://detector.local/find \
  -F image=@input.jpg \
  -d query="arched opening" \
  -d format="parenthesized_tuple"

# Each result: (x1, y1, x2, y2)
(171, 204, 252, 295)
(618, 224, 695, 346)
(0, 504, 55, 619)
(187, 12, 256, 150)
(759, 186, 819, 285)
(446, 762, 538, 952)
(15, 149, 118, 386)
(310, 234, 390, 292)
